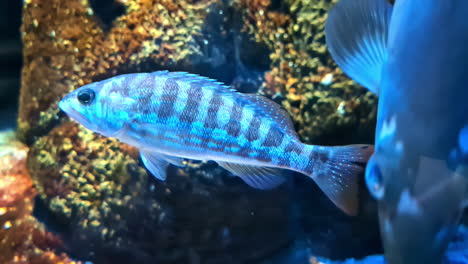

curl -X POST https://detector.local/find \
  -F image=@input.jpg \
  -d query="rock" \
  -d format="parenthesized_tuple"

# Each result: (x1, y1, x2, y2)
(18, 0, 379, 263)
(0, 130, 77, 264)
(238, 0, 377, 145)
(28, 122, 291, 263)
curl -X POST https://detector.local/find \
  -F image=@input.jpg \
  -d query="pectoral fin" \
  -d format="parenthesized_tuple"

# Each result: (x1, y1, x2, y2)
(159, 153, 185, 167)
(217, 162, 286, 189)
(140, 151, 169, 180)
(325, 0, 392, 94)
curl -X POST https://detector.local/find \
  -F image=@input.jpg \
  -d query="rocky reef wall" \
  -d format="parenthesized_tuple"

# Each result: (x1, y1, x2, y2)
(16, 0, 378, 263)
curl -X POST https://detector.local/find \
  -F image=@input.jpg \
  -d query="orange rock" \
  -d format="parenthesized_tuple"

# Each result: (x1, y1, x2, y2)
(0, 141, 31, 207)
(0, 134, 78, 264)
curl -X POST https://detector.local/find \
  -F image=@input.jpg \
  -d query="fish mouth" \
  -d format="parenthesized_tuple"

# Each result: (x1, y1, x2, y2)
(58, 99, 93, 129)
(58, 99, 69, 115)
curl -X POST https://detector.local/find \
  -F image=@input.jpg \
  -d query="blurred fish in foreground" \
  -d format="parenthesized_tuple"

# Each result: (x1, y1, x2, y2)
(59, 71, 373, 215)
(326, 0, 468, 263)
(323, 226, 468, 264)
(269, 225, 468, 264)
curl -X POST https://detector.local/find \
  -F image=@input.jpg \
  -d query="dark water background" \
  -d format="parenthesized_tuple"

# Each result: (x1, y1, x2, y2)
(0, 0, 22, 130)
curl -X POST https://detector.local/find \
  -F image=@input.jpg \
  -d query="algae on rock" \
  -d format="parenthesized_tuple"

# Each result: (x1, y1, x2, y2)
(237, 0, 377, 145)
(18, 0, 215, 143)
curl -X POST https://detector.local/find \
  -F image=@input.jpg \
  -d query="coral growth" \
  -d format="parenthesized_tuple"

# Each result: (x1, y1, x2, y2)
(237, 0, 377, 145)
(0, 131, 78, 264)
(28, 121, 149, 234)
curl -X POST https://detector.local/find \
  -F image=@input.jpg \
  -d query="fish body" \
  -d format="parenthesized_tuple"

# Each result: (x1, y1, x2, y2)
(59, 71, 373, 215)
(326, 0, 468, 263)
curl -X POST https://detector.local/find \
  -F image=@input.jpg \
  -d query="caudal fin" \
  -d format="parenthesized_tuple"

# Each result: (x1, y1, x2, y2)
(309, 145, 374, 216)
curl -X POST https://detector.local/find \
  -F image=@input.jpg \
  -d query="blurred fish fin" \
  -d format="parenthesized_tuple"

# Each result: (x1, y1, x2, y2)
(140, 151, 169, 180)
(325, 0, 392, 94)
(152, 71, 235, 93)
(159, 153, 185, 167)
(311, 145, 374, 216)
(217, 162, 286, 189)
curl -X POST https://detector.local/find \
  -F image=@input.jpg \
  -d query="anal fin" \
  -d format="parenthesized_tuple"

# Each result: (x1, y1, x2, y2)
(217, 162, 286, 189)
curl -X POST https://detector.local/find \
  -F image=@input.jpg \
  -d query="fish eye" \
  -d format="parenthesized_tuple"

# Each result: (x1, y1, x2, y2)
(365, 163, 385, 200)
(77, 89, 95, 105)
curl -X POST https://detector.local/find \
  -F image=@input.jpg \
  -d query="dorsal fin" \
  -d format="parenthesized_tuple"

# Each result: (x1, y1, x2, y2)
(151, 71, 298, 136)
(241, 94, 298, 137)
(153, 71, 236, 93)
(325, 0, 392, 95)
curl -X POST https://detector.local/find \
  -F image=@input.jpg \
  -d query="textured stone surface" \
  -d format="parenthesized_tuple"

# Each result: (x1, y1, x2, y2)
(238, 0, 377, 145)
(28, 122, 291, 263)
(18, 0, 379, 263)
(18, 0, 218, 143)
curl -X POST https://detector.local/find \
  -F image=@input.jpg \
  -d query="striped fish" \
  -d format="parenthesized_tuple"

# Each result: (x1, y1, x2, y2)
(59, 71, 373, 215)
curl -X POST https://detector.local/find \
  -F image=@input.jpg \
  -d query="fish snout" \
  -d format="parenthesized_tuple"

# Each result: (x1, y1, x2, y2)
(58, 93, 79, 119)
(57, 91, 99, 132)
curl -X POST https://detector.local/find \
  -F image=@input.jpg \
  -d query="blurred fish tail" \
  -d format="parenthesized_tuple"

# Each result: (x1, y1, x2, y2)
(303, 145, 374, 215)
